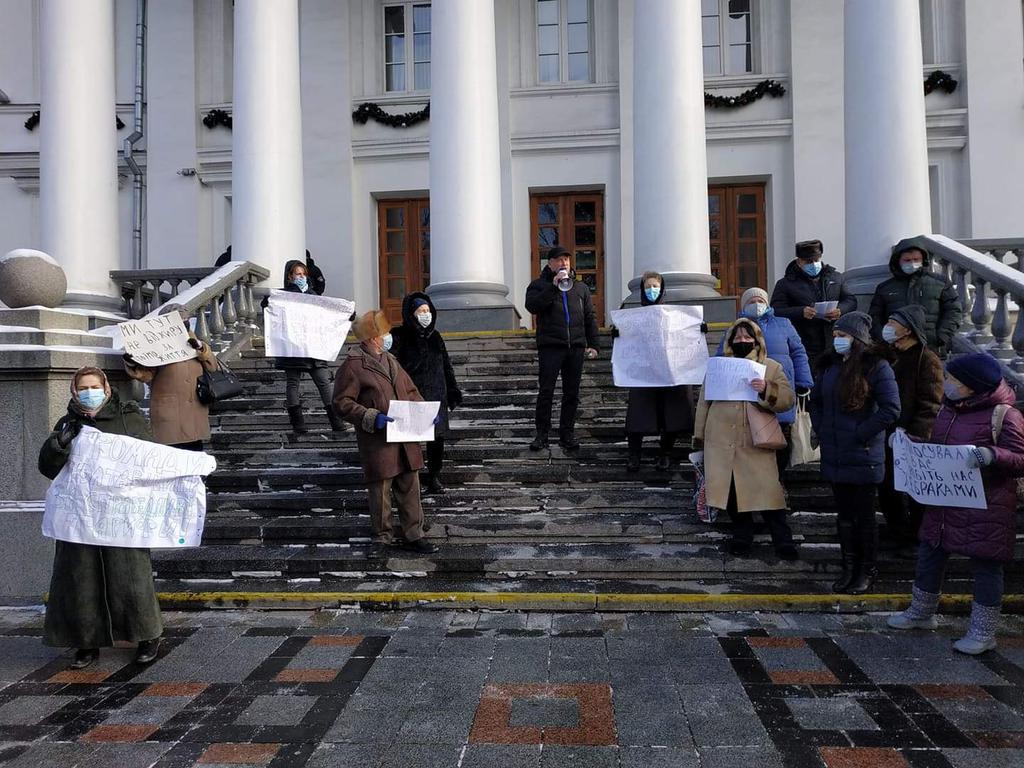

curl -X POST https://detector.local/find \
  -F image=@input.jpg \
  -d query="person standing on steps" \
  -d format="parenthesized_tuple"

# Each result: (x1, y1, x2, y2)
(38, 367, 164, 669)
(869, 237, 962, 359)
(809, 312, 900, 595)
(334, 310, 438, 554)
(262, 259, 347, 435)
(391, 293, 463, 494)
(717, 287, 813, 476)
(693, 318, 798, 560)
(770, 239, 858, 363)
(622, 271, 694, 472)
(888, 353, 1024, 655)
(525, 246, 599, 452)
(876, 305, 943, 552)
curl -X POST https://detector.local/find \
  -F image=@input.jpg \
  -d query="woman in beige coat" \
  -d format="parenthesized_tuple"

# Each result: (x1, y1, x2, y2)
(694, 318, 798, 559)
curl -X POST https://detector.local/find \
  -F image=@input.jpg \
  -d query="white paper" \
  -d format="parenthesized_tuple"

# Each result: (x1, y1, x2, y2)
(42, 427, 217, 548)
(891, 429, 987, 510)
(119, 311, 197, 367)
(702, 357, 767, 402)
(264, 291, 356, 362)
(814, 301, 839, 319)
(386, 400, 441, 443)
(610, 304, 709, 387)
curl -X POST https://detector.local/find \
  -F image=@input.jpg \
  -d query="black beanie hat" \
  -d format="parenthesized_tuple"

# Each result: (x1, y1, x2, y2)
(796, 240, 824, 260)
(946, 353, 1002, 394)
(834, 311, 873, 346)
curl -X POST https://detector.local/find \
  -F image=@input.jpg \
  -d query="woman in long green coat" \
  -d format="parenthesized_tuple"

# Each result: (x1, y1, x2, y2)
(39, 366, 164, 669)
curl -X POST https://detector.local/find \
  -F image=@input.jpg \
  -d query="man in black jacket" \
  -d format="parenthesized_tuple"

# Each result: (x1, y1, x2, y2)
(770, 239, 858, 362)
(525, 246, 599, 451)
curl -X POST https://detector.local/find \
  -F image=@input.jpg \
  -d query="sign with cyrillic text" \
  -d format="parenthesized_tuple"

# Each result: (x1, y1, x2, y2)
(264, 291, 355, 362)
(892, 428, 986, 509)
(119, 311, 197, 366)
(702, 356, 766, 402)
(610, 304, 709, 387)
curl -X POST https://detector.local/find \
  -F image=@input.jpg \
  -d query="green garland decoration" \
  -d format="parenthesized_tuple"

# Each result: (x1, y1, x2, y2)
(924, 70, 958, 96)
(352, 101, 430, 128)
(705, 79, 786, 109)
(25, 111, 125, 131)
(202, 108, 233, 130)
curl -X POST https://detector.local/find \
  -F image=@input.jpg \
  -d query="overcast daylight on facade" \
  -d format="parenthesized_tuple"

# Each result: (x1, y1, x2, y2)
(1, 1, 1024, 766)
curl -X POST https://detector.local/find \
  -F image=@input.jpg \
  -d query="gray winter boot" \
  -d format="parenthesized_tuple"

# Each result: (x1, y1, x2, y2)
(953, 602, 1000, 655)
(887, 586, 940, 630)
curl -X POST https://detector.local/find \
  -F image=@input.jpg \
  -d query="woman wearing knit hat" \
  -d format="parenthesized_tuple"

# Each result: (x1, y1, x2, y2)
(888, 353, 1024, 655)
(809, 311, 901, 594)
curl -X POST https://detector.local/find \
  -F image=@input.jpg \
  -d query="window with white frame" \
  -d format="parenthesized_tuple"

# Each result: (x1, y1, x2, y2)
(384, 2, 431, 92)
(536, 0, 592, 84)
(702, 0, 755, 76)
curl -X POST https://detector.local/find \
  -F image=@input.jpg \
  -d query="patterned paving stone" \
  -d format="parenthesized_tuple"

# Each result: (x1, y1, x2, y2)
(234, 695, 318, 726)
(785, 697, 880, 731)
(0, 694, 73, 724)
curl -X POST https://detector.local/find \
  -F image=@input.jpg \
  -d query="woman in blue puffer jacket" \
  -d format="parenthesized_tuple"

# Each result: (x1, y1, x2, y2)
(717, 287, 813, 472)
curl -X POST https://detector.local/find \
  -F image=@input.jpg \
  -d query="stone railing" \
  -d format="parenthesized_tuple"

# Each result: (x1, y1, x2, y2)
(110, 262, 270, 357)
(923, 235, 1024, 392)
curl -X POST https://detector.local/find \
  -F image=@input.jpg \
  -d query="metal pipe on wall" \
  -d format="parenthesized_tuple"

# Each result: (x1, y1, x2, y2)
(123, 0, 147, 269)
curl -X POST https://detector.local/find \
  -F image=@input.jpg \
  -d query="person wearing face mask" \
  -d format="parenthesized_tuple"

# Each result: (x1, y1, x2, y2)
(810, 312, 901, 594)
(770, 240, 858, 363)
(621, 272, 696, 472)
(869, 238, 962, 358)
(876, 305, 943, 551)
(38, 367, 164, 669)
(693, 318, 798, 559)
(263, 259, 347, 434)
(887, 354, 1024, 654)
(334, 310, 437, 554)
(717, 287, 813, 475)
(390, 293, 463, 493)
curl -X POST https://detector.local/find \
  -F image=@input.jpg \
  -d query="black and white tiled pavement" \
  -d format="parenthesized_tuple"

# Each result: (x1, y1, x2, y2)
(0, 609, 1022, 767)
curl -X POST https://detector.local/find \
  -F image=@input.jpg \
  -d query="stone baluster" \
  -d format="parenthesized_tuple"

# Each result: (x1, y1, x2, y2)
(969, 274, 993, 344)
(130, 280, 146, 318)
(194, 305, 211, 344)
(246, 279, 263, 332)
(989, 288, 1014, 359)
(208, 295, 227, 347)
(1011, 306, 1024, 373)
(148, 278, 163, 313)
(167, 278, 182, 298)
(236, 278, 253, 327)
(953, 266, 972, 317)
(222, 284, 239, 329)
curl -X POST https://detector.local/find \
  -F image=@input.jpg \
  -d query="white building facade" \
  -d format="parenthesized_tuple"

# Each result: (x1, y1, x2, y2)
(1, 0, 1023, 327)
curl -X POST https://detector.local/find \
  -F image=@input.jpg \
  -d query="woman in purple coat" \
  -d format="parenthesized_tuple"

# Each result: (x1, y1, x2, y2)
(888, 353, 1024, 654)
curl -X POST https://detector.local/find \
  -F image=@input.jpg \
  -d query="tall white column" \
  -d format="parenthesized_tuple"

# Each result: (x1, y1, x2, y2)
(844, 0, 931, 291)
(39, 0, 120, 309)
(630, 0, 717, 303)
(426, 0, 516, 330)
(232, 0, 306, 279)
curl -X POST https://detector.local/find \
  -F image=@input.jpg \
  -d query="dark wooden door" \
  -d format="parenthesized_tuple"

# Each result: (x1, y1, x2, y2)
(707, 184, 767, 301)
(377, 199, 430, 325)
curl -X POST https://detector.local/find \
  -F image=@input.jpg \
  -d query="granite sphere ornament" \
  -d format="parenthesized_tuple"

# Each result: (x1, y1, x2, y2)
(0, 249, 68, 308)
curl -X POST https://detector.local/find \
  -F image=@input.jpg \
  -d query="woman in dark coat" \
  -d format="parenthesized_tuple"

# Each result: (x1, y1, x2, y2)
(391, 292, 462, 493)
(810, 312, 901, 595)
(888, 354, 1024, 655)
(624, 271, 694, 472)
(38, 367, 164, 669)
(263, 259, 346, 434)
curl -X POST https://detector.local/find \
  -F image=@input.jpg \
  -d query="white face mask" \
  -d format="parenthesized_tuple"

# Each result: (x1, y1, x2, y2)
(416, 312, 432, 328)
(744, 303, 767, 318)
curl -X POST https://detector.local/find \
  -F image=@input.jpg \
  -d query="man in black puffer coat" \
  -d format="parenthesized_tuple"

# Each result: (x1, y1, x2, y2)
(869, 237, 962, 358)
(391, 292, 462, 494)
(525, 246, 599, 452)
(770, 239, 858, 363)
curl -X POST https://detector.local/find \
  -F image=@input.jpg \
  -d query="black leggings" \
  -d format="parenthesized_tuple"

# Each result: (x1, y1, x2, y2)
(725, 480, 793, 547)
(426, 438, 444, 477)
(832, 482, 878, 566)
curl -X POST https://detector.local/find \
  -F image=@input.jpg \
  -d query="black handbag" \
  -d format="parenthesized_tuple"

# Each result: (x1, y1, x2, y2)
(196, 358, 245, 405)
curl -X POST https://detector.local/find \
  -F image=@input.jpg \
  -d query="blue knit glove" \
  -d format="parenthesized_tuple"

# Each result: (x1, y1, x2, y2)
(374, 413, 394, 431)
(966, 447, 994, 469)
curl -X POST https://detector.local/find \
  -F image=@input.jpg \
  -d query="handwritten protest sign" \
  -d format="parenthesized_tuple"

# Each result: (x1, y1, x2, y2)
(42, 427, 217, 548)
(264, 291, 356, 362)
(610, 305, 709, 387)
(119, 311, 197, 366)
(703, 356, 766, 402)
(891, 428, 986, 509)
(387, 400, 441, 443)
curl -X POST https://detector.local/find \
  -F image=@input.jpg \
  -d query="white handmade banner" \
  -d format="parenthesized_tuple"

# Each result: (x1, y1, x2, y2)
(702, 357, 767, 402)
(891, 428, 986, 509)
(610, 304, 709, 387)
(119, 311, 197, 366)
(264, 291, 356, 362)
(387, 400, 441, 443)
(42, 427, 217, 548)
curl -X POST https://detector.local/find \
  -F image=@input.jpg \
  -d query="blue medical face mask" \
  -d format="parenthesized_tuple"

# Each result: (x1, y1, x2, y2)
(901, 261, 922, 275)
(881, 325, 900, 344)
(381, 333, 393, 352)
(833, 336, 852, 356)
(801, 261, 823, 277)
(292, 276, 308, 291)
(644, 286, 661, 302)
(77, 388, 106, 411)
(944, 380, 969, 401)
(744, 302, 768, 318)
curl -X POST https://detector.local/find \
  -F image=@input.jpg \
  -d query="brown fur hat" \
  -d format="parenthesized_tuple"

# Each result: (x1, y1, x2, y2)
(353, 310, 391, 341)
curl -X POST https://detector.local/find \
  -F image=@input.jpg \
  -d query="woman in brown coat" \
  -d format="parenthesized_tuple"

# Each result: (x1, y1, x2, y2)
(334, 310, 437, 554)
(124, 315, 219, 450)
(693, 318, 797, 558)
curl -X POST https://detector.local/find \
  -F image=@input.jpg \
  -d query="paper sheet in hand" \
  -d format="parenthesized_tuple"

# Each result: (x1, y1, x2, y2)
(264, 291, 355, 362)
(119, 311, 197, 366)
(386, 401, 441, 443)
(42, 427, 217, 548)
(814, 301, 838, 318)
(702, 357, 766, 402)
(610, 304, 709, 387)
(891, 428, 986, 509)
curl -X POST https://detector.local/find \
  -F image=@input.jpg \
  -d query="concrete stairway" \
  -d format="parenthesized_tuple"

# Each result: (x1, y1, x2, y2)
(151, 331, 1023, 609)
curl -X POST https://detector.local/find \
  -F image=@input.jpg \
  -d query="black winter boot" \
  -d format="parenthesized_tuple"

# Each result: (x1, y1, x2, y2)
(327, 408, 349, 433)
(848, 517, 878, 594)
(287, 405, 308, 434)
(831, 520, 859, 594)
(529, 432, 549, 451)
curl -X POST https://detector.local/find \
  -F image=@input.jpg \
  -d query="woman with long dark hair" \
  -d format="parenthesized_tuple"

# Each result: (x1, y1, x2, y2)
(810, 312, 901, 594)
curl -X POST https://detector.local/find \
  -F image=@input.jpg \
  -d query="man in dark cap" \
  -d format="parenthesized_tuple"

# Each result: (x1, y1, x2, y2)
(770, 239, 858, 362)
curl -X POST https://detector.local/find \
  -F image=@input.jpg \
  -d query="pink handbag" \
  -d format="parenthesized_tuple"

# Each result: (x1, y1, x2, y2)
(746, 402, 787, 450)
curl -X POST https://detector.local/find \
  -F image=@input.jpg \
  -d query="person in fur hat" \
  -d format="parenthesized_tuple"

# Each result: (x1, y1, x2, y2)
(333, 310, 437, 554)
